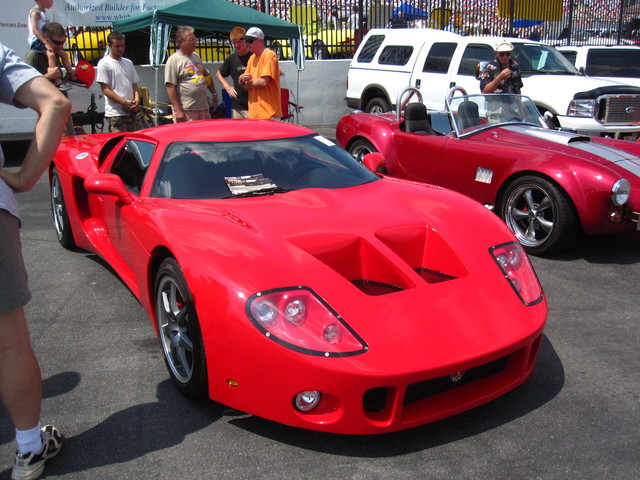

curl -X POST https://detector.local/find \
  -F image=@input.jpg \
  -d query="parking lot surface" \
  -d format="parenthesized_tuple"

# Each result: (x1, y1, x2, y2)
(0, 150, 638, 479)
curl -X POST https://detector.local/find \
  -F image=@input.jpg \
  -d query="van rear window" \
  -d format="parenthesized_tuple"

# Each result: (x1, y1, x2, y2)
(423, 43, 457, 73)
(379, 45, 414, 66)
(356, 35, 385, 63)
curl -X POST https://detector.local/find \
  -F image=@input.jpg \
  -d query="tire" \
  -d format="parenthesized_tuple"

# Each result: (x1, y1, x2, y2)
(365, 97, 391, 115)
(311, 40, 329, 60)
(50, 167, 76, 249)
(500, 176, 578, 256)
(348, 138, 377, 163)
(155, 258, 208, 399)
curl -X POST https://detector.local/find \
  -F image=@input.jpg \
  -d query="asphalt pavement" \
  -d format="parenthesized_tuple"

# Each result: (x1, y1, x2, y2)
(0, 140, 638, 479)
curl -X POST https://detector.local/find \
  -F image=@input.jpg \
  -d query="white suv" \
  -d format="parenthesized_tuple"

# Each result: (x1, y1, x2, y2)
(346, 28, 640, 138)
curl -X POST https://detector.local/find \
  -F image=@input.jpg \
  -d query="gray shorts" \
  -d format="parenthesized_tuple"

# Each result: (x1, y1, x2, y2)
(0, 209, 31, 313)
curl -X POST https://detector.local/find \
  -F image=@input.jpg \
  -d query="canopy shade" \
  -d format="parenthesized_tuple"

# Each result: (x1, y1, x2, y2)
(113, 0, 300, 39)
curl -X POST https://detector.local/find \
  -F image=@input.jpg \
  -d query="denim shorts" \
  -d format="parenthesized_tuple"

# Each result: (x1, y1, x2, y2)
(0, 209, 31, 313)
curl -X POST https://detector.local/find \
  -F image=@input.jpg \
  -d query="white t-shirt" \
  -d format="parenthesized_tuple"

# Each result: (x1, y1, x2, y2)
(96, 55, 140, 117)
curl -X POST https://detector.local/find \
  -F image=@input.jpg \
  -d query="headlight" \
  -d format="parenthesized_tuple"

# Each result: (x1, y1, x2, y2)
(611, 178, 630, 206)
(490, 242, 544, 306)
(567, 98, 595, 117)
(247, 287, 368, 356)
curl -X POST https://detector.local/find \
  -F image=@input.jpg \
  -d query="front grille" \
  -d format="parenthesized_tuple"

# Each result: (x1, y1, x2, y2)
(403, 356, 509, 405)
(597, 95, 640, 125)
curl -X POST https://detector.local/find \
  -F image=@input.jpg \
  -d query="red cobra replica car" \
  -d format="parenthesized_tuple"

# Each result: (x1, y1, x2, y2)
(50, 119, 546, 434)
(337, 87, 640, 255)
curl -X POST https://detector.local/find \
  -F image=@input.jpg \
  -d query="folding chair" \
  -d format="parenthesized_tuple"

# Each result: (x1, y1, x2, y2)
(138, 86, 173, 127)
(280, 89, 303, 123)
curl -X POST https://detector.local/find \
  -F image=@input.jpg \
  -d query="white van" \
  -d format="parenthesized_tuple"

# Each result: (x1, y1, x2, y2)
(346, 28, 640, 138)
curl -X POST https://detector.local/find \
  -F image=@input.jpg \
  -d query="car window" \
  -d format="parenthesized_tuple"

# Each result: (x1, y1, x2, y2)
(458, 44, 494, 76)
(559, 50, 577, 65)
(378, 45, 414, 66)
(585, 49, 640, 78)
(514, 43, 579, 74)
(423, 42, 457, 73)
(110, 139, 155, 195)
(356, 35, 384, 63)
(150, 134, 379, 200)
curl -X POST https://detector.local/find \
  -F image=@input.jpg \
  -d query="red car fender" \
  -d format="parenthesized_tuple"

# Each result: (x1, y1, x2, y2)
(495, 152, 626, 235)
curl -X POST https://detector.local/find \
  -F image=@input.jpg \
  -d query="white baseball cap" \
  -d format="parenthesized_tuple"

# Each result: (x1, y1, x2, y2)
(245, 27, 264, 40)
(495, 41, 514, 52)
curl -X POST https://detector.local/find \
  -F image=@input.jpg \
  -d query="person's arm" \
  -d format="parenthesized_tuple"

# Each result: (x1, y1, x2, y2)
(0, 76, 71, 192)
(165, 82, 186, 122)
(59, 50, 76, 80)
(481, 68, 512, 94)
(216, 70, 237, 99)
(99, 82, 130, 112)
(246, 75, 271, 89)
(130, 83, 140, 112)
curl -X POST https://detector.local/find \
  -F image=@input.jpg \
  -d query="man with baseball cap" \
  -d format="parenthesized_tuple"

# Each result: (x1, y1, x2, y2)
(479, 41, 523, 94)
(238, 27, 282, 120)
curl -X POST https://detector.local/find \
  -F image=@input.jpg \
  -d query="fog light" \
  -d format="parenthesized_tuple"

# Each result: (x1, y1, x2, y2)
(610, 211, 621, 223)
(294, 390, 321, 412)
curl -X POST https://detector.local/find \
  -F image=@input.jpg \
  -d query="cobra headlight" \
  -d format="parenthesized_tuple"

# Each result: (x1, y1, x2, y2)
(611, 179, 630, 206)
(568, 98, 595, 117)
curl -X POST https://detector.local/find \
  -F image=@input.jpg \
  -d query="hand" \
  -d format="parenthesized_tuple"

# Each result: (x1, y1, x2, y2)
(173, 108, 186, 123)
(500, 69, 512, 81)
(129, 99, 139, 112)
(45, 66, 62, 82)
(225, 85, 238, 98)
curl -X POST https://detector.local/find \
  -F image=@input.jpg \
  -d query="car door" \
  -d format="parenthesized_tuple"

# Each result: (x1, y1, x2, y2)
(449, 43, 496, 94)
(390, 131, 449, 183)
(93, 139, 156, 289)
(411, 41, 459, 109)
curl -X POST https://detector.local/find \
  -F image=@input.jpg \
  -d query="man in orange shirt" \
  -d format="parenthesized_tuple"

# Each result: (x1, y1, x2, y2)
(238, 27, 281, 120)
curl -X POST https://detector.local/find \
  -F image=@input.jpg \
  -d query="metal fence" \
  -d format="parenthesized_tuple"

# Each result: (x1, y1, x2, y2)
(235, 0, 640, 55)
(67, 0, 640, 64)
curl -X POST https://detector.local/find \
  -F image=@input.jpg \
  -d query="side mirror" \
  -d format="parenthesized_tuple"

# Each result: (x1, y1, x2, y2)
(85, 173, 133, 205)
(362, 152, 386, 173)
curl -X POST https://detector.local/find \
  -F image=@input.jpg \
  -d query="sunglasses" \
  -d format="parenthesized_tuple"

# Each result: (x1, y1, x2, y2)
(497, 51, 512, 57)
(51, 39, 65, 46)
(246, 38, 256, 44)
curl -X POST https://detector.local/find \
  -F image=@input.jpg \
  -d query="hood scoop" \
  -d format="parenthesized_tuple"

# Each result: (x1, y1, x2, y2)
(289, 225, 467, 296)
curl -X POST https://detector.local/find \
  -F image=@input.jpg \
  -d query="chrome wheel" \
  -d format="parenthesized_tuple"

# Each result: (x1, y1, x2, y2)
(155, 258, 207, 398)
(348, 138, 377, 163)
(50, 167, 75, 248)
(501, 176, 577, 255)
(365, 97, 391, 115)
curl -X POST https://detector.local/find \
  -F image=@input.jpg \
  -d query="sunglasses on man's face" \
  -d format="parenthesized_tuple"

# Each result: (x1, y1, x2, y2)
(246, 38, 256, 44)
(498, 51, 511, 57)
(51, 39, 65, 46)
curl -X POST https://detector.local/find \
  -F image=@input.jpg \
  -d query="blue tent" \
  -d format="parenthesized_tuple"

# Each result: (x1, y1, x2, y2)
(393, 2, 430, 20)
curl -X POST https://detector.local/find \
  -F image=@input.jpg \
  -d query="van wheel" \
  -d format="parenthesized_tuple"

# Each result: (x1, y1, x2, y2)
(365, 98, 390, 115)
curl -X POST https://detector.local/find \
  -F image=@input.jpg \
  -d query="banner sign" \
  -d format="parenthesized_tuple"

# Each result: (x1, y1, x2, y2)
(54, 1, 172, 26)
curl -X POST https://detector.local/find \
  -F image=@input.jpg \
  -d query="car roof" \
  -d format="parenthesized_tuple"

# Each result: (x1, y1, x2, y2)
(557, 45, 640, 50)
(133, 119, 315, 144)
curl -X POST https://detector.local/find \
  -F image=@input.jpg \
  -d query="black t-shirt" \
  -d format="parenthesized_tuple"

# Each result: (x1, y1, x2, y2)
(219, 51, 252, 110)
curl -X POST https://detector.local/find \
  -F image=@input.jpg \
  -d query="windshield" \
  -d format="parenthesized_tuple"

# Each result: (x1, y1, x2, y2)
(514, 43, 580, 75)
(448, 94, 546, 136)
(150, 134, 379, 199)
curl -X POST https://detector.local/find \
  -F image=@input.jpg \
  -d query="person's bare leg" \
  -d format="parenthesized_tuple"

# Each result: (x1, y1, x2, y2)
(0, 307, 42, 430)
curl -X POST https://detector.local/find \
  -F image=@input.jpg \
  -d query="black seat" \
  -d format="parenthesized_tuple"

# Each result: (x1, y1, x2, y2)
(456, 100, 482, 131)
(404, 103, 436, 135)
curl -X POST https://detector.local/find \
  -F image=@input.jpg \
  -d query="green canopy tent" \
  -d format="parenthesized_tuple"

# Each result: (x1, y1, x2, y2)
(113, 0, 305, 121)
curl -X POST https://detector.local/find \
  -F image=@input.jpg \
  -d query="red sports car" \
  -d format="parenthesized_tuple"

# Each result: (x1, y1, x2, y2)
(50, 119, 546, 434)
(337, 88, 640, 255)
